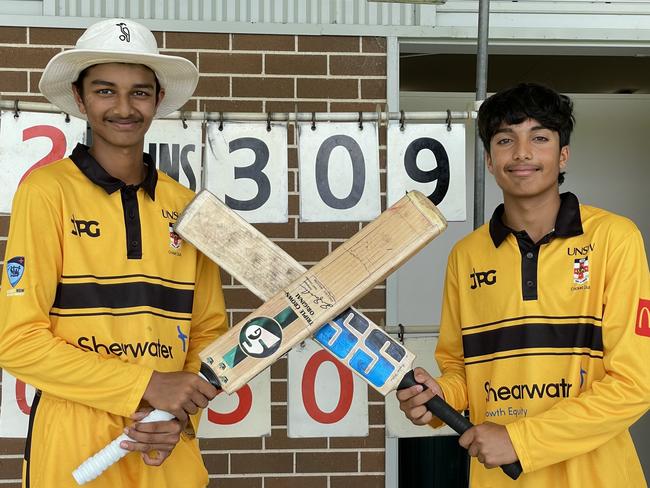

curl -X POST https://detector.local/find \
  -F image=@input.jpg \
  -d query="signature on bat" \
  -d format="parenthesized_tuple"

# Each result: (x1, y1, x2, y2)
(298, 276, 335, 310)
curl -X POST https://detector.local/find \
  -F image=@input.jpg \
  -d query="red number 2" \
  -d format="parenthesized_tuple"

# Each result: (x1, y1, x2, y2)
(19, 125, 67, 184)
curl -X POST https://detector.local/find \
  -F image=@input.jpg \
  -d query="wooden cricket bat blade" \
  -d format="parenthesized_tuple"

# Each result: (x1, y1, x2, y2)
(177, 194, 522, 480)
(175, 190, 304, 300)
(179, 191, 446, 394)
(177, 192, 420, 395)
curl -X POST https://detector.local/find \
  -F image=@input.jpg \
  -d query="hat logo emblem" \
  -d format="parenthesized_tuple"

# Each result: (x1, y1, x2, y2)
(116, 22, 130, 42)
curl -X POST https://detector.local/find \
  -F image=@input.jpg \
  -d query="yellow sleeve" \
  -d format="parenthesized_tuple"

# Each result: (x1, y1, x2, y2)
(0, 177, 152, 417)
(507, 227, 650, 472)
(432, 248, 469, 427)
(182, 251, 229, 438)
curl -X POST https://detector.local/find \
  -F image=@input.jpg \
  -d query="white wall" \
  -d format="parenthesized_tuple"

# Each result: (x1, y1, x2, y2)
(388, 91, 650, 476)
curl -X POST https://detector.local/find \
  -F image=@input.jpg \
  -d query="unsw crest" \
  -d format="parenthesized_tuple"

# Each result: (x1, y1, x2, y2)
(169, 223, 182, 250)
(573, 257, 589, 284)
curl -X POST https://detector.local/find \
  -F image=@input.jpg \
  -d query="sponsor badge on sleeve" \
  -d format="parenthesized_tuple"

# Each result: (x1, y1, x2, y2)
(6, 256, 25, 296)
(636, 299, 650, 338)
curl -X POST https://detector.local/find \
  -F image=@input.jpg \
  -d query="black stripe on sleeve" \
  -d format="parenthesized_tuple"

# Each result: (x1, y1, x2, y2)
(53, 281, 194, 313)
(462, 322, 603, 359)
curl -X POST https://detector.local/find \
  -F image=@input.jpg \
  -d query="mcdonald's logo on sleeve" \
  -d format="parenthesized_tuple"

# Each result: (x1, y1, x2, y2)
(636, 299, 650, 338)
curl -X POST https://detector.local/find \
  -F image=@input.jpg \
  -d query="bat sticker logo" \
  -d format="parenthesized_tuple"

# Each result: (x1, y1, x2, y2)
(240, 317, 283, 357)
(223, 307, 299, 368)
(314, 310, 407, 388)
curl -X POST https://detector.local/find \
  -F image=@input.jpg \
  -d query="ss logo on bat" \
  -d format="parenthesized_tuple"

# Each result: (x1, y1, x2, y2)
(314, 311, 406, 388)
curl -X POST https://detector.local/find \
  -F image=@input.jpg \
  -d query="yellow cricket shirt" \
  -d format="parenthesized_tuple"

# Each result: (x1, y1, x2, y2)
(0, 144, 228, 488)
(435, 192, 650, 488)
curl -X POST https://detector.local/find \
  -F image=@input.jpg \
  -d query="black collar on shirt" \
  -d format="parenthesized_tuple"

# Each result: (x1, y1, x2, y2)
(69, 143, 157, 200)
(489, 192, 584, 247)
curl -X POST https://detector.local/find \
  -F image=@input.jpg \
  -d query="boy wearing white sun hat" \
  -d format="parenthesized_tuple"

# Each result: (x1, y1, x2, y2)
(0, 18, 228, 488)
(39, 18, 198, 120)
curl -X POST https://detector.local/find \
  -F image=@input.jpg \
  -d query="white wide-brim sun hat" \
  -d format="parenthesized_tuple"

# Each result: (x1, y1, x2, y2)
(39, 18, 198, 120)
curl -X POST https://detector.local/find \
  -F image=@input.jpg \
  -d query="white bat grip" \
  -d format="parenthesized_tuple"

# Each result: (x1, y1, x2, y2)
(72, 409, 174, 485)
(71, 370, 218, 485)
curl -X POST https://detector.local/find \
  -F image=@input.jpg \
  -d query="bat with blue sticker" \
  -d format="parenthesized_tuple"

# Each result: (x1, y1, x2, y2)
(186, 190, 445, 395)
(177, 189, 521, 481)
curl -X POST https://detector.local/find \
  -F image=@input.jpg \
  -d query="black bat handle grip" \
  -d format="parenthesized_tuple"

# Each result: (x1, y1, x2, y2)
(398, 370, 523, 480)
(200, 362, 222, 389)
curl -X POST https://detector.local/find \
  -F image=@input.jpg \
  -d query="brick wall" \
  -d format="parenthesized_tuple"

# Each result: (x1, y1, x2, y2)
(0, 26, 388, 487)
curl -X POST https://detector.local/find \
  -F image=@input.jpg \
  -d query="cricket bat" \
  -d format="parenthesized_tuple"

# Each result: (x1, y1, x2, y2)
(176, 190, 522, 481)
(194, 190, 446, 393)
(72, 190, 447, 484)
